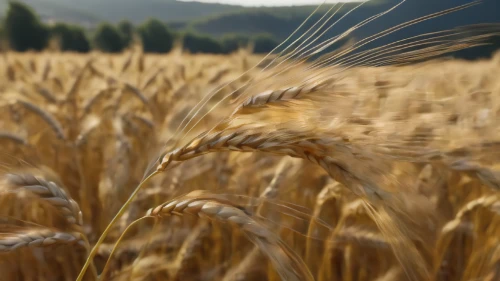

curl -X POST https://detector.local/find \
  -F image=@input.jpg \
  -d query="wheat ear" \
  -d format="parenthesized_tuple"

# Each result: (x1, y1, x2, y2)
(3, 170, 98, 280)
(147, 191, 315, 281)
(4, 172, 83, 229)
(14, 99, 66, 140)
(238, 82, 326, 110)
(0, 131, 28, 146)
(156, 128, 433, 281)
(0, 227, 85, 252)
(156, 128, 390, 203)
(34, 83, 58, 104)
(435, 194, 499, 273)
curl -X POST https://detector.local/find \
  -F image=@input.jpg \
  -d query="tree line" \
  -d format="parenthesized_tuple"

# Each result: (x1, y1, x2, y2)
(0, 2, 280, 54)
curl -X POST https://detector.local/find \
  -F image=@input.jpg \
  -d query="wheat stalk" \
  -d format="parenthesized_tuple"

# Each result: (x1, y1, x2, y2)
(168, 222, 210, 280)
(41, 58, 52, 81)
(305, 182, 342, 274)
(219, 157, 297, 280)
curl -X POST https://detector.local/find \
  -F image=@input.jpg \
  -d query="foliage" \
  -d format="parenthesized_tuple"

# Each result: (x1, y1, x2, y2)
(93, 22, 126, 53)
(50, 23, 90, 53)
(182, 31, 224, 54)
(117, 20, 134, 49)
(0, 25, 7, 51)
(221, 33, 250, 53)
(4, 1, 49, 52)
(137, 18, 174, 53)
(1, 0, 499, 59)
(193, 11, 292, 39)
(252, 33, 279, 54)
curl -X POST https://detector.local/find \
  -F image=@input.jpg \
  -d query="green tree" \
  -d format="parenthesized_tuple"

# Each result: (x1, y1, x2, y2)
(182, 32, 224, 54)
(4, 1, 49, 52)
(221, 34, 250, 53)
(51, 23, 90, 53)
(137, 19, 174, 53)
(93, 23, 126, 53)
(252, 33, 279, 54)
(117, 20, 134, 49)
(0, 24, 7, 51)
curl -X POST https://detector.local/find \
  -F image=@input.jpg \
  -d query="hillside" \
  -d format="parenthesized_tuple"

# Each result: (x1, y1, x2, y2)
(191, 0, 499, 38)
(189, 0, 500, 59)
(0, 0, 102, 26)
(0, 1, 386, 26)
(0, 0, 244, 24)
(0, 0, 498, 59)
(2, 0, 498, 31)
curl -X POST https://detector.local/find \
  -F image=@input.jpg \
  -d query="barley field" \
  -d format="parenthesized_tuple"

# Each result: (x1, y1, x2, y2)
(1, 16, 500, 281)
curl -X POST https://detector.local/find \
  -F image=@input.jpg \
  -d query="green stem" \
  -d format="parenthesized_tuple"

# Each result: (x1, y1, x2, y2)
(76, 171, 159, 281)
(100, 216, 154, 281)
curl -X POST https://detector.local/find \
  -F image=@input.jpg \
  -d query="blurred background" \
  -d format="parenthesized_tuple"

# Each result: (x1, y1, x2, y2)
(0, 0, 499, 59)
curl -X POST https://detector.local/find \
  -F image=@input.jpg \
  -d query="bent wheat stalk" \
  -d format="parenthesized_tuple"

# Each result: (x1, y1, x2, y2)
(146, 191, 315, 281)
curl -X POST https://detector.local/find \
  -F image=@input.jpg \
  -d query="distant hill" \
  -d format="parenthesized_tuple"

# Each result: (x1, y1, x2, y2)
(190, 0, 499, 38)
(188, 0, 500, 59)
(1, 0, 498, 59)
(2, 0, 498, 31)
(0, 0, 244, 24)
(0, 0, 102, 26)
(0, 1, 386, 26)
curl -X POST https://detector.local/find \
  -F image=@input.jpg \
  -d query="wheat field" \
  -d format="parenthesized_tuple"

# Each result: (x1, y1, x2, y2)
(1, 9, 500, 281)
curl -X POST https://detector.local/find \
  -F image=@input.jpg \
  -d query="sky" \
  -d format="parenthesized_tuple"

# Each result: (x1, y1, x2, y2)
(180, 0, 361, 7)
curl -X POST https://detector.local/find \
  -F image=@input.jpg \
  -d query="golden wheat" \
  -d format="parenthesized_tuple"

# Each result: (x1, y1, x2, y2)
(1, 2, 500, 280)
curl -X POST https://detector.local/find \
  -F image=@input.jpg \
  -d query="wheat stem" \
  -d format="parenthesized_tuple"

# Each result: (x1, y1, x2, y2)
(76, 171, 160, 281)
